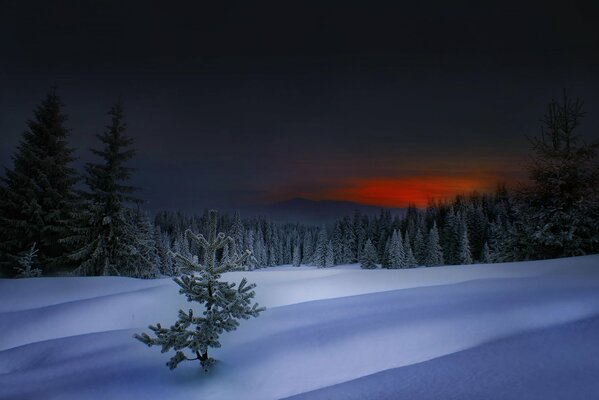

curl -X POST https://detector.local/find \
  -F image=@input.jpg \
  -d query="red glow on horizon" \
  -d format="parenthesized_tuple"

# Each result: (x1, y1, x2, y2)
(319, 176, 495, 208)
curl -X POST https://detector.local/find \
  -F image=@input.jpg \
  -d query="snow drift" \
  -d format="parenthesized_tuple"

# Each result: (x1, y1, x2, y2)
(1, 255, 599, 399)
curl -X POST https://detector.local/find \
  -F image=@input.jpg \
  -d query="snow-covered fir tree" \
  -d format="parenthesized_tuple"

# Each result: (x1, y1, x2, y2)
(14, 243, 42, 278)
(457, 229, 473, 265)
(0, 89, 79, 276)
(509, 91, 599, 259)
(413, 228, 426, 265)
(253, 229, 267, 267)
(360, 239, 378, 269)
(173, 231, 193, 272)
(292, 244, 301, 267)
(156, 228, 175, 276)
(313, 225, 328, 267)
(381, 236, 392, 268)
(442, 207, 461, 265)
(386, 229, 404, 269)
(341, 216, 357, 263)
(135, 210, 264, 371)
(425, 222, 444, 266)
(325, 240, 335, 267)
(480, 242, 492, 264)
(124, 209, 160, 278)
(331, 222, 344, 264)
(403, 236, 417, 268)
(230, 211, 245, 255)
(244, 229, 255, 268)
(66, 103, 145, 277)
(488, 215, 509, 262)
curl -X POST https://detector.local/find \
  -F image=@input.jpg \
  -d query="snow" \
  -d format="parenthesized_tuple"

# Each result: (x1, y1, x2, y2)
(1, 255, 599, 399)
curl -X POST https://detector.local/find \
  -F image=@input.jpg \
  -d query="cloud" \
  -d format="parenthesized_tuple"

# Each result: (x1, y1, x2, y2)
(310, 175, 500, 207)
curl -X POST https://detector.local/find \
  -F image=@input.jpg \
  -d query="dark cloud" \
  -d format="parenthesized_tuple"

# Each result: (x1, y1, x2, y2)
(1, 1, 598, 210)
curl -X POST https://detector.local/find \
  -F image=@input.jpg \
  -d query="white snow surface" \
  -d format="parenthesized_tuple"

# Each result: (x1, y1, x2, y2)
(1, 256, 599, 399)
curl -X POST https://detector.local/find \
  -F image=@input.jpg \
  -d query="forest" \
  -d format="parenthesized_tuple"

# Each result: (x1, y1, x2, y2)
(1, 89, 598, 278)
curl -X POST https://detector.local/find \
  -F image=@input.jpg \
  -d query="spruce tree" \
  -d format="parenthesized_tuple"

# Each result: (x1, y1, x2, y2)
(331, 222, 343, 264)
(325, 240, 335, 267)
(66, 103, 140, 276)
(292, 244, 301, 267)
(360, 239, 378, 269)
(413, 228, 426, 265)
(230, 211, 245, 255)
(156, 228, 175, 275)
(341, 216, 357, 263)
(442, 207, 460, 265)
(253, 229, 267, 267)
(488, 215, 509, 262)
(381, 236, 392, 268)
(387, 229, 405, 269)
(125, 209, 160, 278)
(135, 210, 264, 371)
(0, 89, 78, 275)
(511, 91, 599, 259)
(425, 222, 444, 266)
(14, 243, 43, 278)
(403, 237, 417, 268)
(480, 242, 492, 263)
(457, 229, 473, 265)
(243, 229, 257, 269)
(312, 225, 328, 267)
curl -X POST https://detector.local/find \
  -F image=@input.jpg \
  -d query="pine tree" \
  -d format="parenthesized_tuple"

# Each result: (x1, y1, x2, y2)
(360, 239, 378, 269)
(387, 229, 404, 269)
(413, 228, 426, 265)
(66, 103, 141, 276)
(230, 211, 245, 255)
(125, 209, 160, 278)
(425, 222, 444, 266)
(403, 236, 417, 268)
(253, 229, 267, 267)
(443, 207, 462, 265)
(0, 89, 78, 276)
(135, 210, 264, 371)
(381, 236, 392, 268)
(488, 215, 509, 262)
(156, 229, 175, 275)
(302, 230, 313, 264)
(325, 240, 335, 267)
(457, 229, 473, 264)
(331, 222, 343, 264)
(480, 242, 491, 263)
(292, 244, 301, 267)
(511, 91, 599, 259)
(173, 231, 193, 268)
(244, 229, 257, 269)
(341, 216, 356, 263)
(312, 225, 328, 267)
(14, 243, 42, 278)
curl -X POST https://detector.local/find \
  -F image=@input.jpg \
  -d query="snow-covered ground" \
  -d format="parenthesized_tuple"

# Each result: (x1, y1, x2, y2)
(1, 256, 599, 399)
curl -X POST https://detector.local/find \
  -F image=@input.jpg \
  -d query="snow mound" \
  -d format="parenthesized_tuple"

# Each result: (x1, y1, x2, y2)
(1, 255, 598, 399)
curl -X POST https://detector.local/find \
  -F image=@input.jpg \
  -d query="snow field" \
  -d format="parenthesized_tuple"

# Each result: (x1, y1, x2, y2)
(1, 255, 599, 399)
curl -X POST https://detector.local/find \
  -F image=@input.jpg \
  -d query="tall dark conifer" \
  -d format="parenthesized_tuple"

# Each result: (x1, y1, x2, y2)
(68, 103, 140, 276)
(0, 89, 78, 276)
(510, 92, 599, 259)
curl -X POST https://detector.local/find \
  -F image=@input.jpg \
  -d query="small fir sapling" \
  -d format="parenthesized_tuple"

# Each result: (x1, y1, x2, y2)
(134, 210, 265, 371)
(14, 243, 42, 278)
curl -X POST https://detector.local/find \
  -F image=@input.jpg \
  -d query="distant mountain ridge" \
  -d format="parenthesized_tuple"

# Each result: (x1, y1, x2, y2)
(231, 198, 406, 225)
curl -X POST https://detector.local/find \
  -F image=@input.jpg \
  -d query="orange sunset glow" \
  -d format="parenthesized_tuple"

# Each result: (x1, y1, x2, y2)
(320, 176, 497, 208)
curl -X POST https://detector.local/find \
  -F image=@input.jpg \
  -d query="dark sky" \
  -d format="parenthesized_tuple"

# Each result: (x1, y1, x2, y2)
(1, 1, 598, 210)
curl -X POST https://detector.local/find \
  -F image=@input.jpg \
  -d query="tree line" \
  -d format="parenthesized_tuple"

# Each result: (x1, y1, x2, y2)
(1, 89, 597, 277)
